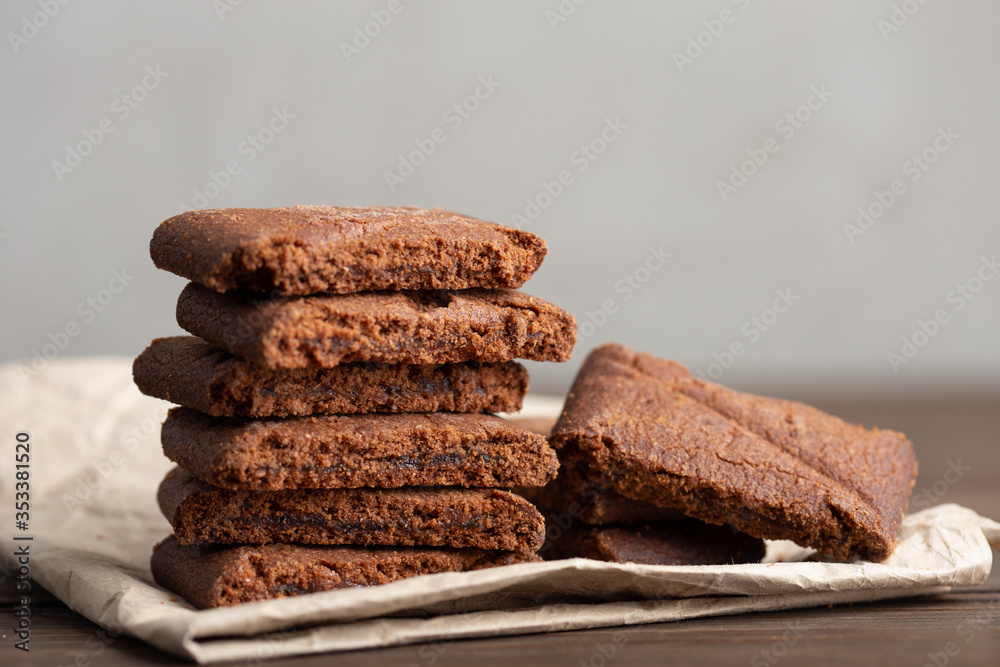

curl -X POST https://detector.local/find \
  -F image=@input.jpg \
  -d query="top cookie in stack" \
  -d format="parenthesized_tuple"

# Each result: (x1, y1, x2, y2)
(136, 205, 577, 608)
(150, 204, 548, 295)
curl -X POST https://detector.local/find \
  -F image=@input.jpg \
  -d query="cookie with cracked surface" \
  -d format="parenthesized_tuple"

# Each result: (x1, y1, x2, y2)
(175, 282, 576, 369)
(549, 343, 917, 562)
(150, 205, 547, 295)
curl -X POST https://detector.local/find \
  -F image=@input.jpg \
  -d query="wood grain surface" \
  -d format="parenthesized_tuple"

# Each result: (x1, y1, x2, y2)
(2, 397, 997, 666)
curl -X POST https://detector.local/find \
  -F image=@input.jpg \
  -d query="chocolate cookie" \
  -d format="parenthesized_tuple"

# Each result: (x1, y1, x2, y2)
(519, 457, 684, 525)
(159, 467, 545, 551)
(545, 521, 766, 566)
(133, 336, 528, 417)
(503, 415, 557, 437)
(150, 205, 547, 295)
(151, 535, 539, 608)
(176, 283, 577, 369)
(161, 407, 559, 490)
(550, 343, 917, 562)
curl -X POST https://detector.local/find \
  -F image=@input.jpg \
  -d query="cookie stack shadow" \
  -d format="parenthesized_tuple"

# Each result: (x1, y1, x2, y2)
(134, 205, 578, 608)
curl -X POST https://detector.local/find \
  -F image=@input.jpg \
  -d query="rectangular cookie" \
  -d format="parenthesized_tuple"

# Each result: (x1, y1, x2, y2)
(175, 283, 576, 369)
(159, 467, 544, 551)
(150, 205, 547, 295)
(151, 535, 539, 608)
(133, 336, 528, 417)
(161, 407, 559, 490)
(544, 521, 765, 566)
(550, 343, 917, 562)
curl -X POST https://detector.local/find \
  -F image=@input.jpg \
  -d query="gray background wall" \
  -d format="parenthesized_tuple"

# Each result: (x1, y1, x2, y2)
(2, 0, 998, 398)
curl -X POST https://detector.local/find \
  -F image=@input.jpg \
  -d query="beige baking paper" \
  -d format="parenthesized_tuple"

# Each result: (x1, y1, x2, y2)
(1, 358, 997, 664)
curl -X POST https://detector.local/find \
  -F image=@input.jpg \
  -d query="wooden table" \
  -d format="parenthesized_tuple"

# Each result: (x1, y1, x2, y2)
(3, 398, 998, 666)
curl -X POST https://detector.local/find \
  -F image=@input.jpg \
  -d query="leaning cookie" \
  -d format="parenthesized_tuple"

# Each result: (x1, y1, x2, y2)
(158, 467, 545, 552)
(550, 343, 917, 562)
(151, 536, 539, 608)
(150, 205, 547, 295)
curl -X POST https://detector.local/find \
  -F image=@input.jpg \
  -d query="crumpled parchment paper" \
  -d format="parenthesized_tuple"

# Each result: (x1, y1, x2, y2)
(1, 358, 996, 663)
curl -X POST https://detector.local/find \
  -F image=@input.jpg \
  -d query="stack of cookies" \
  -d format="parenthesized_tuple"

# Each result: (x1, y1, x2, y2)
(134, 205, 577, 608)
(532, 343, 917, 564)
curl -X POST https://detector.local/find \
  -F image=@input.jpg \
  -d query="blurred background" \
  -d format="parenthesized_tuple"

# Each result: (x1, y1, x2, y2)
(2, 0, 998, 399)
